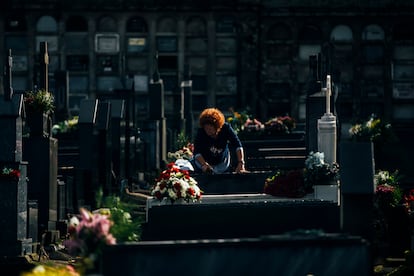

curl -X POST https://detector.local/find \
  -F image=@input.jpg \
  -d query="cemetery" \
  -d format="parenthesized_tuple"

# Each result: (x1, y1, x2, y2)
(1, 39, 414, 276)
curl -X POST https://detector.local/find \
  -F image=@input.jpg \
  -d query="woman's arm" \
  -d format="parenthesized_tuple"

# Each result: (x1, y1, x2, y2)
(235, 147, 247, 173)
(195, 154, 213, 173)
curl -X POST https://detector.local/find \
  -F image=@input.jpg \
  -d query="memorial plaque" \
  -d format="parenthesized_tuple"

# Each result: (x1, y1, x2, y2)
(393, 82, 414, 99)
(95, 33, 120, 53)
(65, 33, 89, 51)
(156, 36, 177, 52)
(127, 37, 147, 52)
(186, 37, 207, 53)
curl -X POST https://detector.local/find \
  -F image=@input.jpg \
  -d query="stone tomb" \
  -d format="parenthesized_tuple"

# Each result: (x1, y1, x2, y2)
(102, 234, 370, 276)
(142, 193, 340, 241)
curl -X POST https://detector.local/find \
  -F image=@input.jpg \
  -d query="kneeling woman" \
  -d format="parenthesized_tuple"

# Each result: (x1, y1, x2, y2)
(193, 108, 247, 174)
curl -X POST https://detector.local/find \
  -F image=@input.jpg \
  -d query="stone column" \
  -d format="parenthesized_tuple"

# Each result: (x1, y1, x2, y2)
(0, 92, 32, 256)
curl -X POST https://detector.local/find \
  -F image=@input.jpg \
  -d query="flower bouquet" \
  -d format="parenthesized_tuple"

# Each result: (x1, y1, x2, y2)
(303, 151, 339, 189)
(167, 143, 194, 162)
(151, 162, 202, 204)
(226, 109, 250, 133)
(24, 89, 55, 114)
(374, 170, 403, 210)
(264, 115, 296, 135)
(264, 169, 306, 198)
(52, 116, 79, 135)
(0, 167, 20, 181)
(348, 114, 395, 144)
(64, 208, 116, 273)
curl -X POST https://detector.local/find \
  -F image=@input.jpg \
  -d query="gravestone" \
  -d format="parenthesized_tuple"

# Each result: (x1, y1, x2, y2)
(96, 101, 112, 195)
(23, 129, 58, 239)
(103, 235, 370, 276)
(77, 99, 98, 208)
(109, 99, 126, 182)
(339, 141, 375, 242)
(181, 65, 194, 140)
(147, 54, 167, 169)
(143, 195, 340, 241)
(0, 92, 32, 256)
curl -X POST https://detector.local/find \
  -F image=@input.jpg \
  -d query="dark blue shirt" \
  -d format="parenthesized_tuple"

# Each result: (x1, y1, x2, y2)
(193, 122, 243, 165)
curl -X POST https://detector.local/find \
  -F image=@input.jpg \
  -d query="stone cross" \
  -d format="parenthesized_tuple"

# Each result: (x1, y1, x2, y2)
(3, 49, 13, 101)
(39, 41, 49, 92)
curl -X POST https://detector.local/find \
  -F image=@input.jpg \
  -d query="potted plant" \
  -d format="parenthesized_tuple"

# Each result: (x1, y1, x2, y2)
(303, 151, 340, 202)
(24, 89, 55, 137)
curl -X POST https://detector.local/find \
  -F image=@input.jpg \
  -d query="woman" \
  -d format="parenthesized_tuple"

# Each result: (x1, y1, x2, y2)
(193, 108, 247, 174)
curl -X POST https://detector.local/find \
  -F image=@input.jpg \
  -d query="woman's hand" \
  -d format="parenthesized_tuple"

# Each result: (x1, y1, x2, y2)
(201, 162, 213, 174)
(235, 161, 248, 174)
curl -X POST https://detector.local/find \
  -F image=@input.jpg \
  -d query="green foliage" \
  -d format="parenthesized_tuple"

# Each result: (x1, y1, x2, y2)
(96, 193, 143, 242)
(24, 89, 55, 114)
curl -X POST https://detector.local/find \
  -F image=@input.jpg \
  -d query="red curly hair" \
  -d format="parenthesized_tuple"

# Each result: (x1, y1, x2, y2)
(199, 108, 225, 130)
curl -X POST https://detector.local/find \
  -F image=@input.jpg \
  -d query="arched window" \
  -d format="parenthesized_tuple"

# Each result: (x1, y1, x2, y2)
(330, 25, 353, 42)
(97, 16, 118, 32)
(157, 16, 177, 33)
(36, 15, 58, 33)
(126, 16, 148, 33)
(266, 22, 292, 41)
(362, 24, 384, 41)
(66, 15, 88, 32)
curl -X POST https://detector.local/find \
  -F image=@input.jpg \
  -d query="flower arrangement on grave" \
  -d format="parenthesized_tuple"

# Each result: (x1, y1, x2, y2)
(0, 167, 20, 181)
(21, 263, 80, 276)
(151, 162, 202, 204)
(62, 193, 142, 273)
(303, 151, 340, 190)
(52, 116, 79, 135)
(226, 109, 250, 133)
(64, 208, 116, 272)
(264, 115, 296, 135)
(243, 118, 265, 132)
(24, 89, 55, 114)
(167, 143, 194, 162)
(348, 114, 395, 144)
(374, 170, 403, 210)
(264, 169, 307, 198)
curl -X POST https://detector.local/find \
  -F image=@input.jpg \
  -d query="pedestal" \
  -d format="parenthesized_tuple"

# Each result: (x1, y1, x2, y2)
(0, 162, 32, 256)
(317, 113, 337, 165)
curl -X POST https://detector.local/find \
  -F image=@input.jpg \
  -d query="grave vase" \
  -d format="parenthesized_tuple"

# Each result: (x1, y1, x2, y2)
(26, 112, 50, 137)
